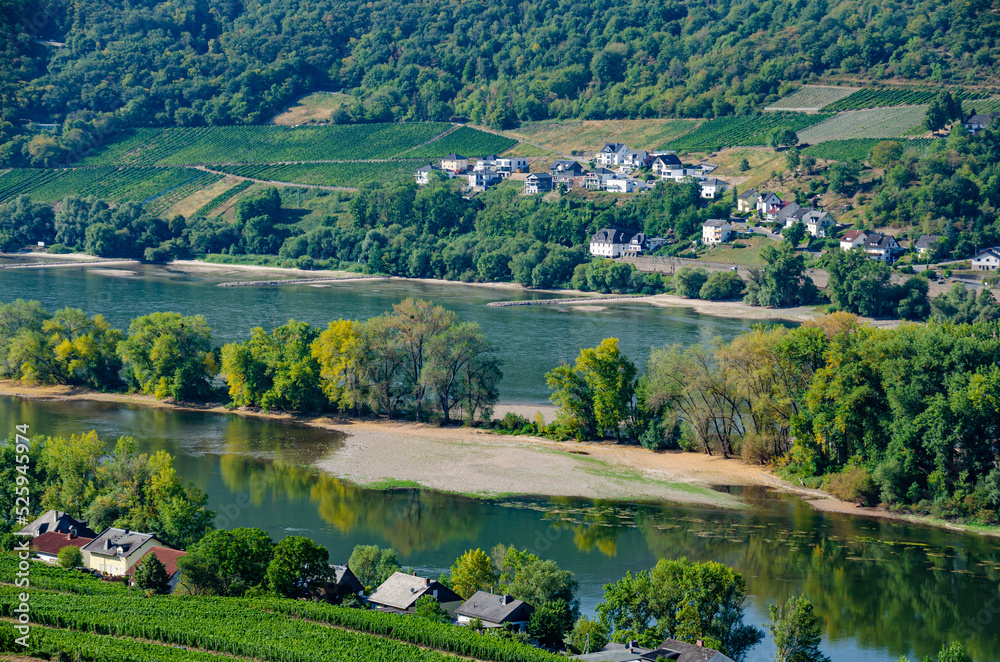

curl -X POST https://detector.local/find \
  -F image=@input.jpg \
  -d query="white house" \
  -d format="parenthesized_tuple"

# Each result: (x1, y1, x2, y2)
(524, 173, 553, 195)
(415, 164, 455, 185)
(441, 154, 468, 172)
(467, 168, 502, 189)
(584, 167, 618, 190)
(651, 154, 683, 176)
(658, 167, 705, 182)
(840, 230, 868, 250)
(972, 247, 1000, 270)
(702, 219, 732, 245)
(756, 192, 782, 214)
(914, 235, 941, 256)
(965, 112, 1000, 134)
(605, 178, 641, 193)
(595, 143, 631, 166)
(621, 150, 651, 169)
(589, 228, 631, 258)
(700, 178, 730, 199)
(622, 232, 667, 256)
(864, 233, 902, 262)
(800, 209, 835, 237)
(768, 201, 801, 224)
(495, 156, 528, 176)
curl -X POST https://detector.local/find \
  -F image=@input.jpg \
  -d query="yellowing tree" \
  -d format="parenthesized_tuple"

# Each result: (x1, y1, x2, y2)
(450, 548, 498, 599)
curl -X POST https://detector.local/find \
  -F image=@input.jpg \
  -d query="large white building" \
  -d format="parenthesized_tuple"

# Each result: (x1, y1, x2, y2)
(702, 219, 732, 245)
(589, 228, 632, 258)
(972, 247, 1000, 270)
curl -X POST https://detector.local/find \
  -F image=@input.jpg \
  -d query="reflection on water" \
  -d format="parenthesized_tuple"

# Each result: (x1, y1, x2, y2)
(2, 398, 1000, 661)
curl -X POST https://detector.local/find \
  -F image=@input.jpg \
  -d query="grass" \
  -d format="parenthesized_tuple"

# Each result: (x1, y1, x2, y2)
(666, 113, 828, 151)
(697, 234, 775, 266)
(506, 118, 702, 154)
(803, 138, 939, 162)
(404, 126, 517, 159)
(502, 142, 555, 157)
(765, 85, 859, 112)
(695, 148, 787, 190)
(271, 92, 352, 125)
(797, 106, 929, 143)
(362, 478, 426, 490)
(821, 88, 988, 112)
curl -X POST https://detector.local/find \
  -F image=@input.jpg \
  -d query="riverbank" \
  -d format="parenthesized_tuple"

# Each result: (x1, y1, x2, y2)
(3, 382, 997, 539)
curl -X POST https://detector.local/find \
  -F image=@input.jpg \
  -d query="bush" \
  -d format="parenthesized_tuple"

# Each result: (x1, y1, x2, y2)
(824, 466, 879, 506)
(673, 266, 709, 298)
(57, 546, 84, 570)
(699, 271, 745, 300)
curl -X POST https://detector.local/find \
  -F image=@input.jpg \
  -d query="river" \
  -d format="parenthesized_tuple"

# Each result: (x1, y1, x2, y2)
(1, 265, 998, 661)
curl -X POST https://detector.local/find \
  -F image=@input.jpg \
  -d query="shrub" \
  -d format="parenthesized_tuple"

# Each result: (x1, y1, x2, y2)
(699, 271, 745, 300)
(824, 466, 879, 506)
(57, 546, 84, 570)
(673, 266, 709, 298)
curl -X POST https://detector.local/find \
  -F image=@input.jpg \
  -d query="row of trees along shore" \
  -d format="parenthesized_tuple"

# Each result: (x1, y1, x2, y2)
(0, 297, 501, 423)
(493, 313, 1000, 526)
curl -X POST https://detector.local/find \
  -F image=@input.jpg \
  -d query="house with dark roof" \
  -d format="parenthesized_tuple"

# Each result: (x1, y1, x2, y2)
(31, 530, 93, 565)
(441, 154, 468, 172)
(595, 143, 631, 166)
(573, 639, 735, 662)
(17, 510, 96, 539)
(125, 546, 187, 592)
(839, 229, 867, 250)
(524, 172, 554, 195)
(914, 234, 941, 256)
(972, 247, 1000, 271)
(589, 227, 633, 258)
(467, 167, 503, 190)
(965, 112, 1000, 134)
(736, 188, 758, 213)
(785, 208, 834, 237)
(755, 191, 782, 214)
(550, 160, 587, 176)
(768, 201, 801, 224)
(584, 167, 620, 191)
(863, 233, 902, 262)
(367, 572, 463, 617)
(316, 564, 366, 604)
(702, 219, 732, 245)
(651, 154, 683, 177)
(623, 232, 668, 256)
(456, 591, 534, 630)
(81, 528, 169, 576)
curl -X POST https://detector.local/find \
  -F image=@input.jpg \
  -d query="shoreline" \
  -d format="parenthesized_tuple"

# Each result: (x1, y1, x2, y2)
(2, 382, 996, 538)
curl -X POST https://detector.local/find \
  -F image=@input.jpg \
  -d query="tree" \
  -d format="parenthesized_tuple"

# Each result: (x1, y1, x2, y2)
(673, 267, 709, 298)
(922, 643, 972, 662)
(868, 141, 903, 168)
(739, 159, 750, 172)
(785, 148, 800, 170)
(388, 298, 457, 421)
(699, 271, 744, 300)
(767, 595, 830, 662)
(177, 528, 274, 596)
(743, 243, 816, 308)
(415, 594, 451, 623)
(824, 249, 892, 317)
(450, 548, 499, 599)
(134, 553, 171, 594)
(57, 545, 83, 570)
(348, 544, 399, 590)
(312, 319, 367, 415)
(924, 98, 948, 132)
(782, 222, 807, 247)
(567, 616, 609, 654)
(769, 128, 799, 150)
(491, 544, 578, 616)
(266, 535, 331, 598)
(422, 323, 498, 424)
(40, 431, 104, 517)
(528, 599, 574, 648)
(827, 161, 860, 195)
(117, 312, 218, 400)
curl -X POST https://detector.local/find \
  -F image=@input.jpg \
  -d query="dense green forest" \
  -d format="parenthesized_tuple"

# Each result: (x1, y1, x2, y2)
(3, 0, 1000, 157)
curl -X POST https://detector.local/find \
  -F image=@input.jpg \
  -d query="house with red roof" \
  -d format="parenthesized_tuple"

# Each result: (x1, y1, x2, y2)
(31, 530, 94, 566)
(126, 546, 187, 593)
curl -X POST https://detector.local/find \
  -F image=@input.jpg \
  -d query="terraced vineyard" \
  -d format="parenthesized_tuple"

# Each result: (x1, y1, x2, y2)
(0, 167, 222, 205)
(665, 113, 828, 151)
(796, 106, 928, 143)
(404, 126, 517, 158)
(803, 138, 939, 161)
(215, 160, 422, 188)
(766, 85, 858, 112)
(195, 180, 255, 216)
(821, 88, 988, 111)
(80, 123, 452, 166)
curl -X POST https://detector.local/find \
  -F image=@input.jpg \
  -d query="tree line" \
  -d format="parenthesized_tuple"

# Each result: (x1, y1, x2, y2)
(530, 315, 1000, 526)
(0, 297, 502, 423)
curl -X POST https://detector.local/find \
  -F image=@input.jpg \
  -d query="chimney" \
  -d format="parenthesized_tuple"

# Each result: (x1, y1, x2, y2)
(501, 595, 509, 605)
(424, 578, 430, 586)
(628, 640, 639, 651)
(696, 640, 703, 647)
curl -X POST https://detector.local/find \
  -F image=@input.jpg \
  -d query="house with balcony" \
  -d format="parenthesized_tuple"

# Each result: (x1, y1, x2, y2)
(702, 219, 732, 245)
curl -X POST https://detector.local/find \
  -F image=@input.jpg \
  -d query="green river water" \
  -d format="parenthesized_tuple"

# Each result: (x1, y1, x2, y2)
(1, 263, 998, 662)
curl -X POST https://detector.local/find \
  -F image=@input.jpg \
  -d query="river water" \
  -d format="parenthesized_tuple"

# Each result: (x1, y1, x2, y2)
(1, 265, 999, 661)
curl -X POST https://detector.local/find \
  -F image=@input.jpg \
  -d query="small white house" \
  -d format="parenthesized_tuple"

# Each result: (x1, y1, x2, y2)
(595, 143, 631, 166)
(700, 178, 730, 199)
(415, 164, 455, 185)
(864, 233, 902, 262)
(589, 228, 631, 258)
(605, 178, 641, 193)
(702, 219, 732, 245)
(584, 168, 618, 190)
(840, 230, 867, 250)
(756, 192, 782, 213)
(651, 154, 683, 176)
(466, 168, 502, 189)
(914, 235, 941, 256)
(801, 209, 835, 237)
(622, 232, 667, 256)
(496, 156, 528, 176)
(972, 247, 1000, 270)
(659, 167, 705, 182)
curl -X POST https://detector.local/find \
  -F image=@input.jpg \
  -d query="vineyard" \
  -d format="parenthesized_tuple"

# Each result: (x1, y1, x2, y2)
(214, 160, 422, 188)
(0, 167, 223, 207)
(765, 85, 858, 112)
(79, 123, 452, 166)
(821, 88, 989, 111)
(404, 126, 517, 158)
(796, 106, 928, 143)
(665, 113, 828, 151)
(803, 138, 939, 162)
(195, 180, 255, 216)
(0, 583, 564, 662)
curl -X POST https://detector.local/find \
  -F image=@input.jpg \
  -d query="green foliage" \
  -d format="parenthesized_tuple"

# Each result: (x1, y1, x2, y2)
(415, 594, 451, 623)
(179, 528, 275, 597)
(528, 600, 574, 648)
(405, 127, 517, 158)
(266, 536, 331, 598)
(450, 548, 499, 600)
(922, 643, 972, 662)
(566, 615, 609, 654)
(767, 595, 830, 662)
(743, 243, 817, 308)
(672, 266, 709, 298)
(668, 114, 825, 151)
(823, 89, 976, 112)
(348, 544, 400, 591)
(196, 181, 255, 217)
(219, 161, 425, 188)
(781, 222, 807, 247)
(118, 311, 219, 400)
(134, 553, 172, 594)
(490, 544, 579, 616)
(699, 271, 745, 301)
(57, 545, 84, 570)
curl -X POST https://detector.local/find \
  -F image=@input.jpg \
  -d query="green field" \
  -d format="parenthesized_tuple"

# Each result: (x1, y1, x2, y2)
(796, 106, 928, 143)
(404, 126, 517, 158)
(821, 88, 987, 111)
(81, 123, 452, 166)
(665, 113, 828, 151)
(766, 85, 859, 112)
(803, 138, 939, 161)
(0, 167, 223, 206)
(214, 160, 423, 188)
(508, 118, 702, 153)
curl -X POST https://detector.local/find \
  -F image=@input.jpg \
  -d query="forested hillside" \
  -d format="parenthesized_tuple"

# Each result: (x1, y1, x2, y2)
(2, 0, 1000, 150)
